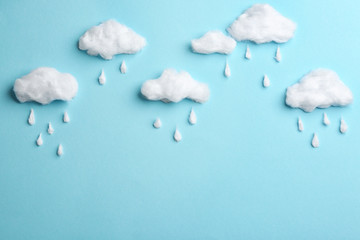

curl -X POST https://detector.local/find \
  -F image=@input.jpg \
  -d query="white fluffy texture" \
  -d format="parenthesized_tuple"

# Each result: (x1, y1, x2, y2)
(245, 45, 251, 59)
(153, 118, 162, 129)
(79, 19, 146, 60)
(263, 75, 270, 87)
(63, 112, 70, 123)
(141, 69, 210, 103)
(14, 67, 78, 105)
(191, 31, 236, 54)
(174, 129, 182, 142)
(286, 69, 353, 112)
(120, 60, 127, 74)
(99, 69, 106, 85)
(57, 144, 63, 156)
(227, 4, 296, 44)
(48, 122, 54, 135)
(340, 118, 348, 134)
(275, 46, 282, 62)
(323, 113, 330, 125)
(298, 117, 303, 132)
(189, 109, 197, 125)
(224, 62, 231, 78)
(36, 133, 43, 146)
(28, 108, 35, 125)
(312, 133, 319, 148)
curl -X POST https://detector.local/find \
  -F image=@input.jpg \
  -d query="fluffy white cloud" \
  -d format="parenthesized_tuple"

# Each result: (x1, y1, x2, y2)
(191, 30, 236, 54)
(79, 19, 146, 60)
(13, 67, 78, 105)
(141, 69, 210, 103)
(286, 69, 353, 112)
(227, 4, 296, 44)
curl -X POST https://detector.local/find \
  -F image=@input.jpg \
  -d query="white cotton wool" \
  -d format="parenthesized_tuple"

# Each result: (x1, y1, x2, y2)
(98, 69, 106, 85)
(227, 4, 296, 44)
(13, 67, 78, 105)
(191, 31, 236, 54)
(141, 69, 210, 103)
(153, 118, 162, 129)
(312, 133, 319, 148)
(286, 69, 353, 112)
(224, 61, 231, 78)
(57, 144, 63, 156)
(323, 113, 330, 126)
(174, 129, 182, 142)
(340, 118, 348, 134)
(298, 117, 304, 132)
(189, 108, 197, 125)
(63, 111, 70, 123)
(28, 108, 35, 125)
(79, 19, 146, 60)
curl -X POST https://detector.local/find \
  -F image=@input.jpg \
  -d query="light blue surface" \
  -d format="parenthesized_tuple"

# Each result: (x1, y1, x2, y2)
(1, 0, 360, 239)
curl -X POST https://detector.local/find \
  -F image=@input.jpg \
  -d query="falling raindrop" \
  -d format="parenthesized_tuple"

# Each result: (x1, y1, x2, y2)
(120, 60, 127, 74)
(63, 112, 70, 123)
(263, 75, 270, 88)
(224, 60, 231, 78)
(340, 118, 348, 134)
(153, 118, 162, 129)
(36, 133, 43, 146)
(275, 46, 281, 62)
(298, 117, 304, 132)
(174, 128, 182, 142)
(311, 133, 319, 148)
(98, 69, 106, 85)
(245, 45, 251, 59)
(48, 122, 54, 134)
(323, 113, 330, 126)
(28, 108, 35, 125)
(57, 144, 63, 156)
(189, 108, 197, 125)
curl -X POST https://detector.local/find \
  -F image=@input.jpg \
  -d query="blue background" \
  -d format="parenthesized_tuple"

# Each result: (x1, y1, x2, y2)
(1, 0, 360, 239)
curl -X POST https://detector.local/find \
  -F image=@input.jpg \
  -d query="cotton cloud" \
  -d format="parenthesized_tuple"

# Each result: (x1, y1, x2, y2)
(79, 19, 146, 60)
(286, 69, 353, 112)
(141, 69, 210, 103)
(191, 30, 236, 54)
(227, 4, 296, 44)
(13, 67, 78, 105)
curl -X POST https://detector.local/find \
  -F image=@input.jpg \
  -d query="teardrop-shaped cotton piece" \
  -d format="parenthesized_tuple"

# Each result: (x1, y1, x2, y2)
(340, 118, 348, 134)
(312, 133, 319, 148)
(189, 108, 197, 125)
(63, 112, 70, 123)
(263, 75, 270, 88)
(57, 144, 63, 156)
(275, 46, 281, 62)
(298, 117, 304, 132)
(323, 113, 330, 126)
(153, 118, 162, 129)
(36, 133, 43, 146)
(245, 45, 251, 59)
(120, 60, 127, 74)
(99, 69, 106, 85)
(48, 122, 54, 134)
(224, 61, 231, 78)
(174, 129, 182, 142)
(28, 108, 35, 125)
